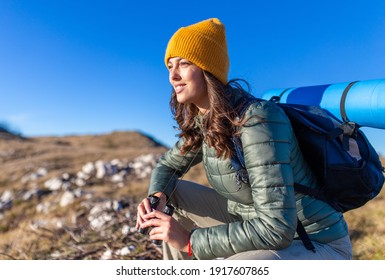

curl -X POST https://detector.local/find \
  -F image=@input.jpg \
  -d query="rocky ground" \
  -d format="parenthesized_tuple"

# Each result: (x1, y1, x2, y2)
(0, 130, 207, 260)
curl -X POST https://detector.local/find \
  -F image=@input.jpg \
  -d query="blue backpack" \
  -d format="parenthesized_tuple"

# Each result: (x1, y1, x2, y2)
(231, 95, 385, 251)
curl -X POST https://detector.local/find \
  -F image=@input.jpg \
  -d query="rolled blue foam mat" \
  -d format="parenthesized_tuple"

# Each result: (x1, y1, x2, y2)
(262, 79, 385, 129)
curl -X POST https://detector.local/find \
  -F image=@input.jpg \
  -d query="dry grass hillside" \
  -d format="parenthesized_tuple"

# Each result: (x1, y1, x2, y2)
(0, 130, 207, 260)
(0, 129, 383, 260)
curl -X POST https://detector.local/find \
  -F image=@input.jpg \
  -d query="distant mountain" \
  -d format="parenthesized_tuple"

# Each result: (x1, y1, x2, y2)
(0, 125, 24, 140)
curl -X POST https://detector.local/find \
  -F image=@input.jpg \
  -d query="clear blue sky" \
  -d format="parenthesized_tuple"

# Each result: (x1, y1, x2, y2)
(1, 0, 385, 155)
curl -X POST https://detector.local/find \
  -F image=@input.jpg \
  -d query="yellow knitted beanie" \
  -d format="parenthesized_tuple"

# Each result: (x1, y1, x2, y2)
(164, 18, 229, 84)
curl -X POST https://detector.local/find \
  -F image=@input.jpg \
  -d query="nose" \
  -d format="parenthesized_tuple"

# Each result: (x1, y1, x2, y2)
(169, 67, 181, 82)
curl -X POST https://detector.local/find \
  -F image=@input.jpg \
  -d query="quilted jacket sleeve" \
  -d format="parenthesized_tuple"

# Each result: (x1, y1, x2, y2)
(191, 101, 298, 259)
(148, 138, 203, 198)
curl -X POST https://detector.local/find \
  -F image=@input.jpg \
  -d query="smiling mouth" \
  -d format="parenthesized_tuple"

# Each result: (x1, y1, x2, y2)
(174, 84, 185, 93)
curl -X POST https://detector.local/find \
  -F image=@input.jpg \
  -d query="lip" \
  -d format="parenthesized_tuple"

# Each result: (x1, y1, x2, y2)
(174, 84, 186, 94)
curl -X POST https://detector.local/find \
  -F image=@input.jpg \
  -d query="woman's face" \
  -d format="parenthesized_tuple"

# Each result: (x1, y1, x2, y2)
(168, 57, 208, 112)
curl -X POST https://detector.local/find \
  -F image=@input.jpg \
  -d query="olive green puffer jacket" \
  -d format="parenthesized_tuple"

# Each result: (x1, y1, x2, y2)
(148, 94, 349, 260)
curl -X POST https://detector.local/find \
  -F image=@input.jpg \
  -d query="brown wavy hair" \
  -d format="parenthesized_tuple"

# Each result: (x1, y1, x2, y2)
(170, 71, 251, 159)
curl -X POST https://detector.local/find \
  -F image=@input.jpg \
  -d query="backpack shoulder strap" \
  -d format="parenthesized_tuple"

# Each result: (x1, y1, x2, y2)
(296, 218, 316, 252)
(231, 94, 261, 185)
(231, 95, 317, 253)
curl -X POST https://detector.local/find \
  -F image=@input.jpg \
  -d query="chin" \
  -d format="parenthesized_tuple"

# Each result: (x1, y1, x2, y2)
(176, 97, 188, 104)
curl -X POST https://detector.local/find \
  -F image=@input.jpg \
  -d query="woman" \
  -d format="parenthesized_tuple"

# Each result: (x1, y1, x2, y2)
(135, 18, 352, 260)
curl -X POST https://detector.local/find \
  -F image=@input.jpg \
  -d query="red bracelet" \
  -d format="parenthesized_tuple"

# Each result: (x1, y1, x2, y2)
(187, 239, 193, 257)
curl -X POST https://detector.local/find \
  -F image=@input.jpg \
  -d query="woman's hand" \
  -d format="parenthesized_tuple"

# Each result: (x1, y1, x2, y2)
(135, 192, 167, 231)
(141, 210, 190, 253)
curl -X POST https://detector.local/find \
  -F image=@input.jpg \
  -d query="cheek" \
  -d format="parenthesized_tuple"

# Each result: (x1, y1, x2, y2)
(190, 71, 206, 88)
(195, 76, 207, 95)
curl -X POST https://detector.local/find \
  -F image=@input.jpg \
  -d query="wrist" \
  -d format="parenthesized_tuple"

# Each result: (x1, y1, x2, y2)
(187, 239, 193, 257)
(152, 192, 167, 201)
(151, 192, 167, 208)
(186, 231, 193, 257)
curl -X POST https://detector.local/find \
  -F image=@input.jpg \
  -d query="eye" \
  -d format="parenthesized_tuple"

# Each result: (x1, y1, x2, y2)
(167, 64, 173, 71)
(179, 60, 191, 67)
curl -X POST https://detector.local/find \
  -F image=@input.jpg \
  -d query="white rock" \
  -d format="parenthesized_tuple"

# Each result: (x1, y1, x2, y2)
(75, 177, 86, 187)
(22, 190, 35, 201)
(62, 173, 70, 181)
(50, 251, 62, 259)
(76, 171, 89, 180)
(111, 158, 123, 167)
(21, 167, 48, 183)
(36, 202, 51, 213)
(0, 190, 13, 202)
(115, 245, 135, 256)
(29, 220, 47, 230)
(95, 160, 107, 179)
(36, 167, 48, 177)
(82, 162, 95, 175)
(44, 177, 63, 191)
(121, 224, 130, 235)
(60, 191, 75, 207)
(111, 173, 124, 183)
(100, 249, 112, 260)
(89, 213, 114, 230)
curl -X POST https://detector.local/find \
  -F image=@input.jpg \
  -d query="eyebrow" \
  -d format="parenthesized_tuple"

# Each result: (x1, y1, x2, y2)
(168, 57, 182, 64)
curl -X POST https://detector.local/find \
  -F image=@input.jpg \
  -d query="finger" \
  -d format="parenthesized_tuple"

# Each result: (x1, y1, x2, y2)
(137, 205, 148, 219)
(135, 216, 143, 230)
(137, 198, 154, 217)
(142, 211, 156, 220)
(143, 209, 168, 220)
(135, 212, 145, 229)
(143, 199, 153, 214)
(148, 227, 165, 242)
(136, 202, 151, 230)
(141, 216, 161, 229)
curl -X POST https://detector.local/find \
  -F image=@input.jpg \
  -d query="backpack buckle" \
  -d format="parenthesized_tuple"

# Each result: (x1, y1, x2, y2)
(340, 121, 357, 137)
